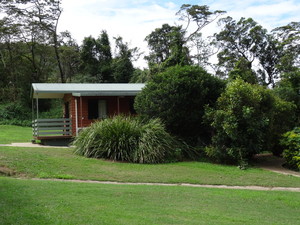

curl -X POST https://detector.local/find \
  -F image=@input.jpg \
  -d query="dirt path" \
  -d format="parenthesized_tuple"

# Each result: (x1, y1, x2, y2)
(25, 178, 300, 192)
(253, 154, 300, 178)
(0, 142, 70, 148)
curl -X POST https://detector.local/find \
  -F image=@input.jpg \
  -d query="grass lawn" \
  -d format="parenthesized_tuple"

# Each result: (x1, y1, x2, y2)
(1, 146, 300, 187)
(1, 177, 299, 225)
(0, 125, 32, 144)
(0, 125, 299, 224)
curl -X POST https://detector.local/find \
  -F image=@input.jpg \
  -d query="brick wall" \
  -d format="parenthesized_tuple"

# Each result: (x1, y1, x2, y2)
(64, 95, 136, 136)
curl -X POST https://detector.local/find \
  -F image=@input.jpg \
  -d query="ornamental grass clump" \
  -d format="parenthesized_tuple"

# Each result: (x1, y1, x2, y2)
(133, 119, 178, 163)
(73, 116, 179, 163)
(73, 116, 140, 161)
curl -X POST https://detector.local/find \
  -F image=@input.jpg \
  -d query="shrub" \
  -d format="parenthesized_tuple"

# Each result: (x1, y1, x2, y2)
(134, 65, 225, 145)
(0, 102, 31, 126)
(205, 79, 295, 167)
(73, 116, 179, 163)
(281, 127, 300, 171)
(267, 96, 296, 156)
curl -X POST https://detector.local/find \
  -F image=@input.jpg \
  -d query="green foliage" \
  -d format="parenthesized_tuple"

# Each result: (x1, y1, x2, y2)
(112, 36, 136, 83)
(130, 68, 151, 83)
(205, 79, 295, 166)
(275, 70, 300, 125)
(228, 58, 258, 84)
(0, 99, 63, 127)
(38, 99, 63, 119)
(80, 31, 114, 82)
(145, 24, 190, 73)
(215, 17, 281, 86)
(0, 103, 31, 126)
(266, 95, 296, 156)
(281, 127, 300, 171)
(272, 22, 300, 73)
(135, 65, 225, 145)
(73, 116, 179, 164)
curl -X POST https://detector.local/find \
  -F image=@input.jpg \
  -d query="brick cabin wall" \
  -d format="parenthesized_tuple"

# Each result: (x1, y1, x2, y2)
(63, 95, 136, 136)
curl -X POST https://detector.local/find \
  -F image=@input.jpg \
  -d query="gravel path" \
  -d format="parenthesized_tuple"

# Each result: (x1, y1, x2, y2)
(27, 178, 300, 192)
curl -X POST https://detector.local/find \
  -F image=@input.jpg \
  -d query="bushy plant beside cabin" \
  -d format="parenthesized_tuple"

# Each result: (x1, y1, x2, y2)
(134, 65, 225, 146)
(281, 127, 300, 171)
(205, 79, 295, 168)
(73, 116, 179, 163)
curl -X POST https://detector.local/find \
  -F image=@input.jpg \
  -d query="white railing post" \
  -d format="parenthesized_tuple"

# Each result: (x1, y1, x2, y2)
(75, 98, 78, 136)
(32, 118, 72, 138)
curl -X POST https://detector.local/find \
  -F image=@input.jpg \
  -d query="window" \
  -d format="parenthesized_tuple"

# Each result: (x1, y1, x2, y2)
(98, 100, 107, 119)
(88, 99, 107, 119)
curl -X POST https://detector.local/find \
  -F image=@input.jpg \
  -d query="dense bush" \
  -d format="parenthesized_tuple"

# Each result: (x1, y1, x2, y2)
(274, 71, 300, 126)
(73, 116, 180, 163)
(281, 127, 300, 171)
(134, 65, 225, 145)
(0, 103, 31, 126)
(0, 99, 64, 127)
(205, 79, 295, 167)
(266, 95, 296, 156)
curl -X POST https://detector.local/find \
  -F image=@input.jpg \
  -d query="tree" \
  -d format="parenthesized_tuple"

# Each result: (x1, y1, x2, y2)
(58, 31, 81, 82)
(228, 58, 258, 84)
(96, 30, 113, 82)
(274, 70, 300, 126)
(80, 31, 113, 83)
(176, 4, 225, 41)
(205, 79, 295, 166)
(1, 0, 65, 82)
(112, 36, 137, 83)
(0, 15, 57, 105)
(130, 68, 151, 83)
(145, 24, 190, 73)
(272, 22, 300, 73)
(135, 65, 225, 145)
(145, 5, 225, 72)
(214, 17, 282, 86)
(176, 4, 225, 67)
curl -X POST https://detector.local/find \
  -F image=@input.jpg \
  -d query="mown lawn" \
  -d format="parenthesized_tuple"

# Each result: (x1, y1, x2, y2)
(0, 125, 32, 144)
(0, 177, 299, 225)
(1, 146, 300, 187)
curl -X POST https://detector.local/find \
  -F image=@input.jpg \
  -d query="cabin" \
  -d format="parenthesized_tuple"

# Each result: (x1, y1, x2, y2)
(31, 83, 145, 145)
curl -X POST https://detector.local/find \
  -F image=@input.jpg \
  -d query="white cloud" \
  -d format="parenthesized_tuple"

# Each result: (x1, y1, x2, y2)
(58, 0, 300, 68)
(59, 0, 179, 67)
(208, 0, 300, 30)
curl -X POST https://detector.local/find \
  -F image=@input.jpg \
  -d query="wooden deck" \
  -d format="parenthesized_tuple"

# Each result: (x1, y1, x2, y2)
(32, 118, 72, 140)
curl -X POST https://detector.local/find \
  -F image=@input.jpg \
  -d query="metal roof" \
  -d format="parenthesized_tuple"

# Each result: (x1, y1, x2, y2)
(32, 83, 145, 99)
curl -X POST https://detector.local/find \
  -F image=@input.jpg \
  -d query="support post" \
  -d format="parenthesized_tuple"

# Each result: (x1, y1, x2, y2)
(36, 95, 39, 137)
(75, 97, 78, 136)
(80, 96, 83, 128)
(117, 96, 120, 114)
(36, 95, 39, 120)
(32, 97, 34, 122)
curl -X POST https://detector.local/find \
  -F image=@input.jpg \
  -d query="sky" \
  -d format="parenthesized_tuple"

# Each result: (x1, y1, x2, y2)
(58, 0, 300, 68)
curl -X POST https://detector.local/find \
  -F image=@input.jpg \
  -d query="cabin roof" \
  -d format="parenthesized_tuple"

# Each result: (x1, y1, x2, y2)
(31, 83, 145, 99)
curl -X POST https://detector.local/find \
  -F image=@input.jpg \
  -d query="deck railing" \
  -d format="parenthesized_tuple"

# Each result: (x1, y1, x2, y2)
(32, 118, 72, 138)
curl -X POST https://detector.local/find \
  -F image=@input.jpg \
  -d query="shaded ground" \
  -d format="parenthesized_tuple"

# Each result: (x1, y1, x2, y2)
(253, 154, 300, 178)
